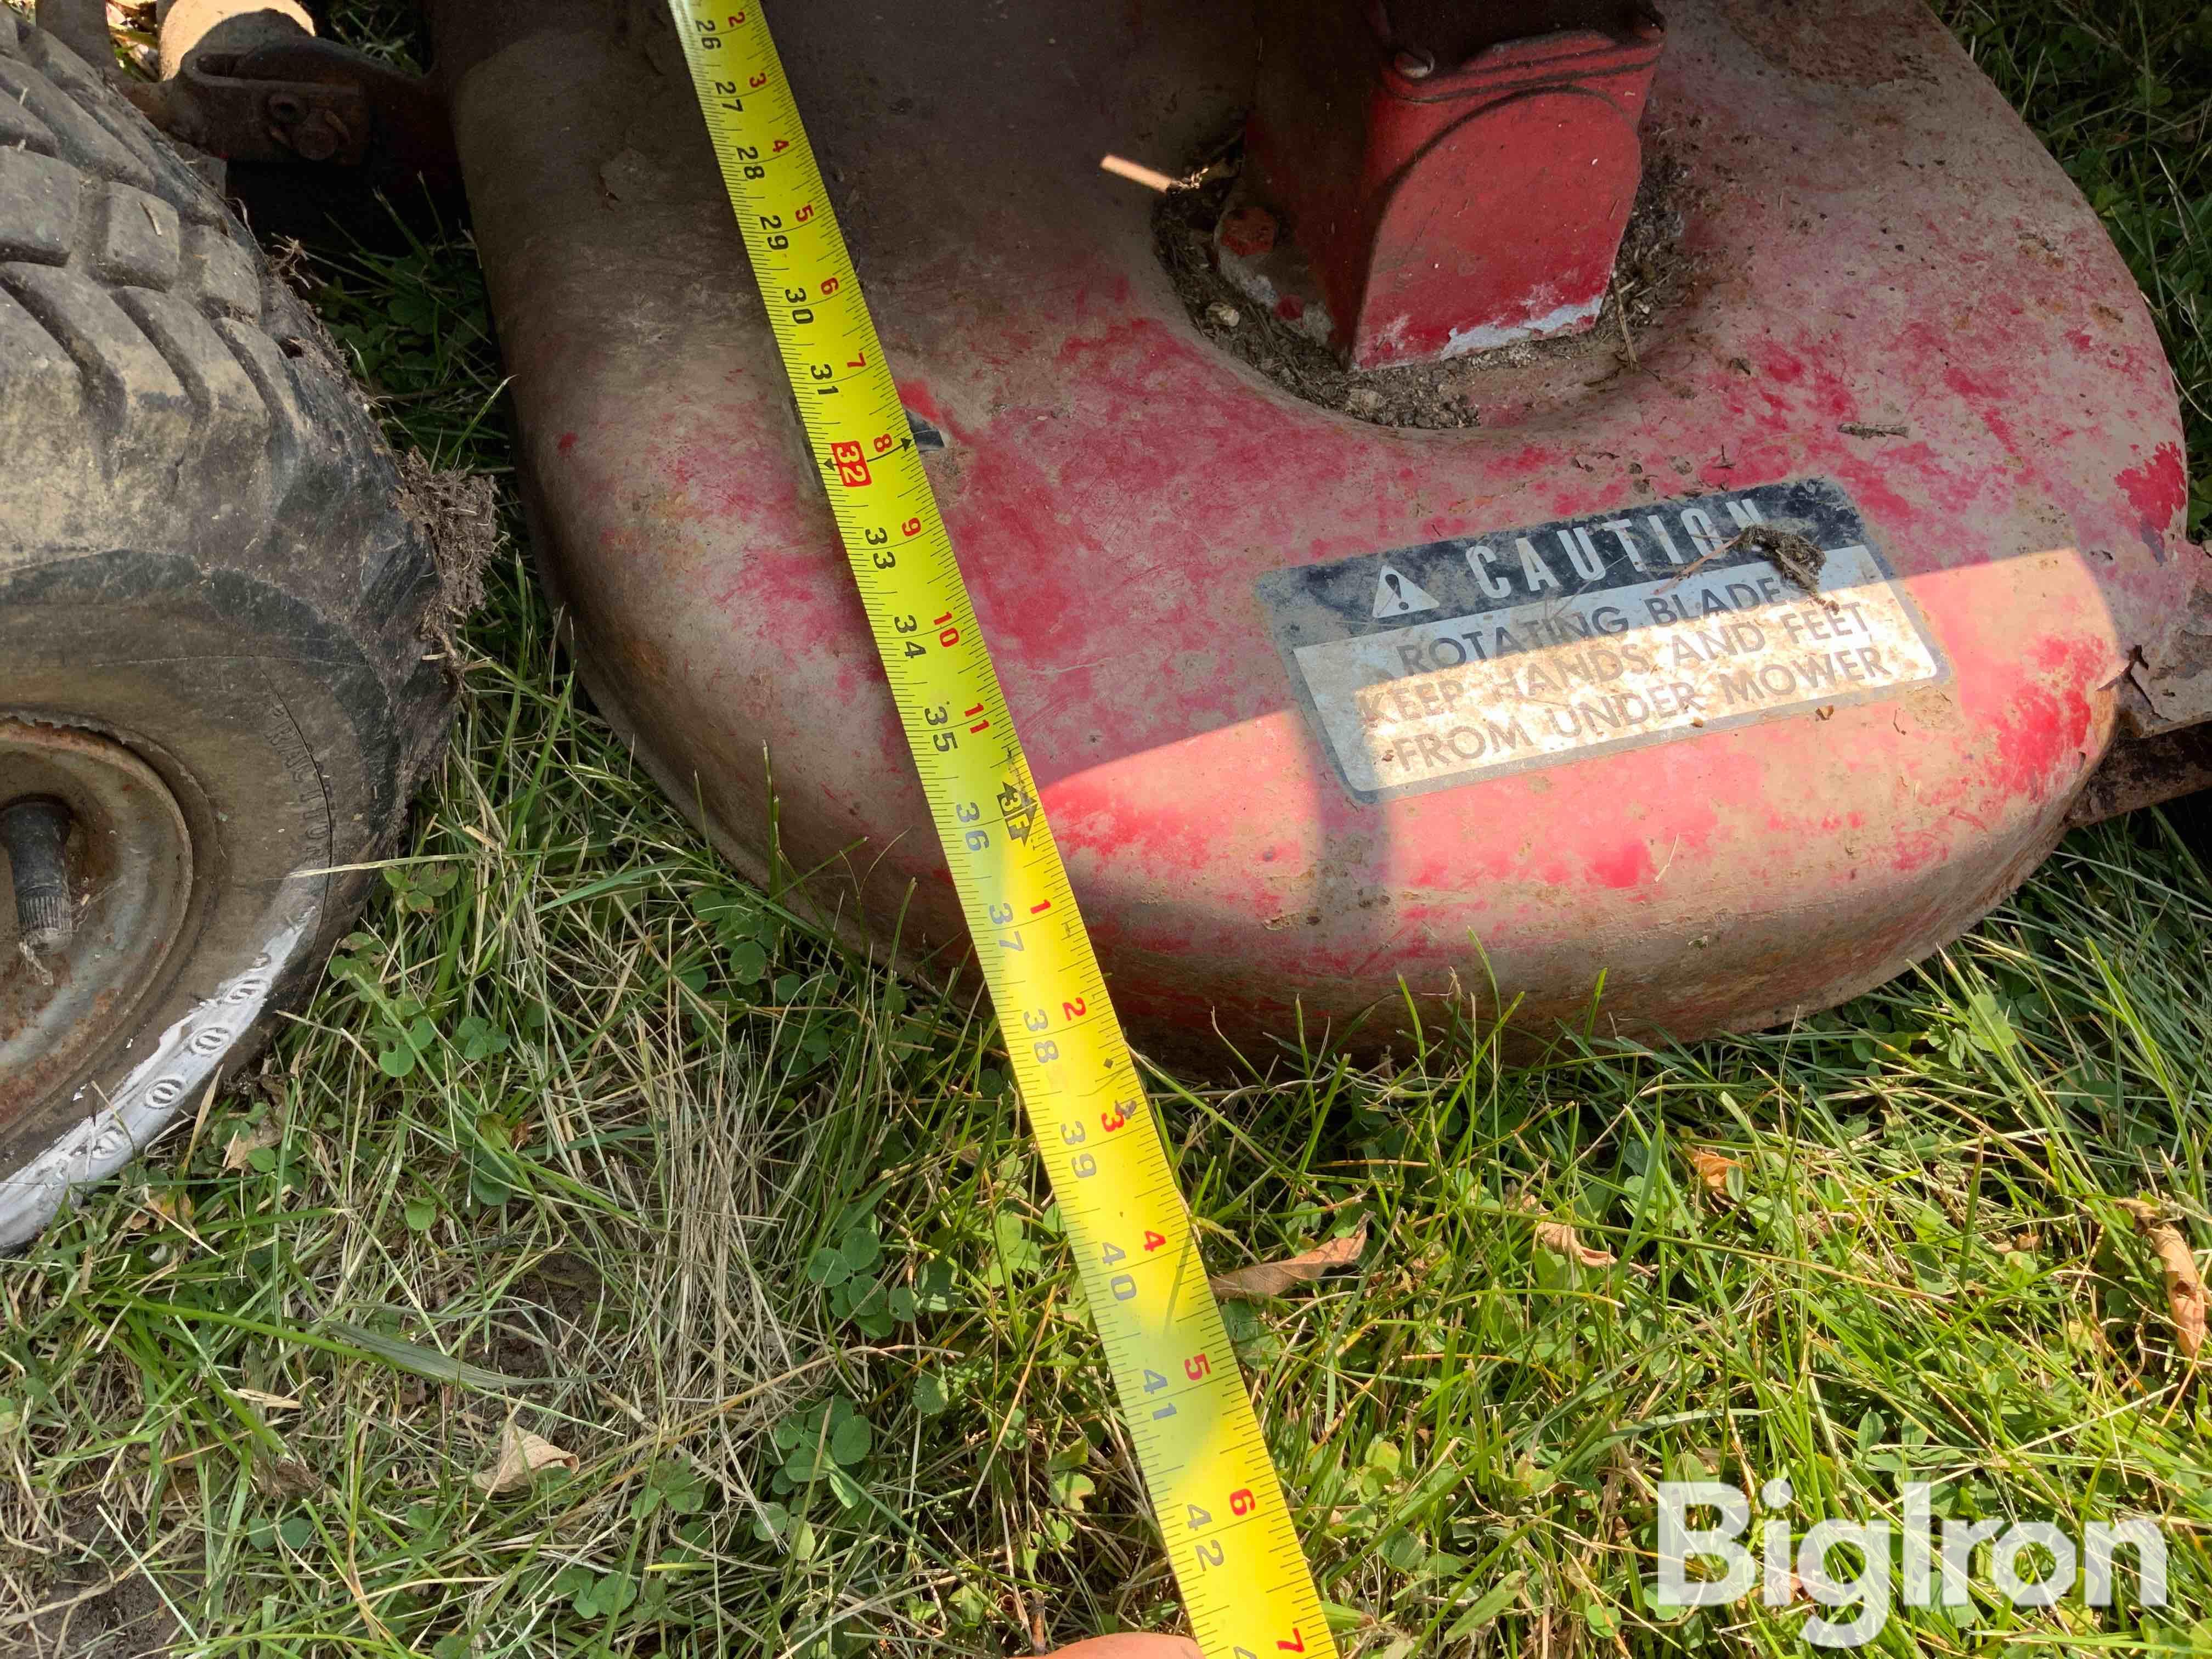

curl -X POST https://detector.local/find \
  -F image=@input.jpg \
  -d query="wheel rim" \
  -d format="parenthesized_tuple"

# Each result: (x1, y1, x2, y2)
(0, 717, 195, 1132)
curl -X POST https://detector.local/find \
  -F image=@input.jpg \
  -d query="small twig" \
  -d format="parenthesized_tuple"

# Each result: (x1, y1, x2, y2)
(1611, 278, 1639, 369)
(1099, 154, 1176, 192)
(1651, 549, 1721, 596)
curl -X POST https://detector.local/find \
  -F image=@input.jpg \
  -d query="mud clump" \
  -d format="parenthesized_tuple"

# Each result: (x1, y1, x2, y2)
(1154, 144, 1693, 430)
(1728, 523, 1827, 594)
(395, 449, 501, 643)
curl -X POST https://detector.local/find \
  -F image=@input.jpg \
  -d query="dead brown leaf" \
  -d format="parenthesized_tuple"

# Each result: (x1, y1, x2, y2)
(472, 1422, 577, 1494)
(1685, 1147, 1740, 1198)
(1207, 1221, 1368, 1301)
(123, 1188, 194, 1233)
(1515, 1193, 1617, 1266)
(2119, 1199, 2205, 1359)
(1534, 1217, 1615, 1268)
(221, 1119, 280, 1172)
(150, 1189, 194, 1227)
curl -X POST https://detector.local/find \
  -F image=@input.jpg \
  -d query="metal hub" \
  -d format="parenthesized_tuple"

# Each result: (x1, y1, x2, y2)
(0, 719, 195, 1131)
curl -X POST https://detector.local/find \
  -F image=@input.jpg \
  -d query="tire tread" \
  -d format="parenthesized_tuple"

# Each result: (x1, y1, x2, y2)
(0, 14, 454, 1220)
(0, 260, 193, 475)
(0, 21, 442, 660)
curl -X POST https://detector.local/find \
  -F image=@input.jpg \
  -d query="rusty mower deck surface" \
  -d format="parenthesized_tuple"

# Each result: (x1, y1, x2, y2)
(437, 0, 2207, 1052)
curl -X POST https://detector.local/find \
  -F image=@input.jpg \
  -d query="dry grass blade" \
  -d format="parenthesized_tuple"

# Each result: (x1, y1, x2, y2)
(232, 1389, 301, 1412)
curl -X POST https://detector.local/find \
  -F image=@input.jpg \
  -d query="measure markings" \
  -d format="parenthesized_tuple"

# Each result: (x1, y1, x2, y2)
(665, 7, 1336, 1657)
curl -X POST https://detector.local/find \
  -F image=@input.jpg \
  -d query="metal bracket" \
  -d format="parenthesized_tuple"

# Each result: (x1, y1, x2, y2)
(125, 9, 456, 192)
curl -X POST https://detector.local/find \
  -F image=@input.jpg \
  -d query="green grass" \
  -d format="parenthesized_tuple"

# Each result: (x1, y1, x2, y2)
(4, 4, 2212, 1656)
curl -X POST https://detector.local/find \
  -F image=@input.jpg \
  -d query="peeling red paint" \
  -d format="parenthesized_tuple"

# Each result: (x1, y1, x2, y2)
(2118, 443, 2187, 532)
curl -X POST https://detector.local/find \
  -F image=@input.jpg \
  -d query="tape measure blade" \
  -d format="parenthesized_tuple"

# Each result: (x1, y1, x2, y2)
(665, 8, 1336, 1656)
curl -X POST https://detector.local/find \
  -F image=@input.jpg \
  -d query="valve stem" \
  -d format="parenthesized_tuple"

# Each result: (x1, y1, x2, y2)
(1, 797, 74, 954)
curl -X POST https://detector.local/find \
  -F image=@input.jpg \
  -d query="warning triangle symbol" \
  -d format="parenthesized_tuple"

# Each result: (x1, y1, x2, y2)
(1372, 562, 1440, 620)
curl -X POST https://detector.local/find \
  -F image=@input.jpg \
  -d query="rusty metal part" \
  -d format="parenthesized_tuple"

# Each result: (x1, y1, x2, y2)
(0, 720, 194, 1132)
(2066, 723, 2212, 827)
(1, 798, 75, 952)
(2124, 575, 2212, 733)
(158, 0, 314, 81)
(434, 0, 2206, 1053)
(1244, 2, 1665, 366)
(123, 1, 456, 192)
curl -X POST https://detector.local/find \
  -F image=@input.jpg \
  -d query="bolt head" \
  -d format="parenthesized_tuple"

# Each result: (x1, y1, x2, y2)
(292, 112, 347, 161)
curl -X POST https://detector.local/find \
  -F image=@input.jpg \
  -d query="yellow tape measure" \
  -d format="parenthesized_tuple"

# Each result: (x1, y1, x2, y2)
(663, 6, 1336, 1656)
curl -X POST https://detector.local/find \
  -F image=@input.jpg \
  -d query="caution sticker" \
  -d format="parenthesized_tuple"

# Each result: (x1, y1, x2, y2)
(1256, 477, 1947, 802)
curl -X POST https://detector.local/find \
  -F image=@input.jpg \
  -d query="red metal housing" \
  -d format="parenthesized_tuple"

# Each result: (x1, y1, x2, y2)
(1244, 6, 1664, 365)
(436, 0, 2208, 1052)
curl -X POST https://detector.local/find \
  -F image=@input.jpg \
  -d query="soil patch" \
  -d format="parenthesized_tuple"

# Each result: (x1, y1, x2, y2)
(467, 1250, 609, 1380)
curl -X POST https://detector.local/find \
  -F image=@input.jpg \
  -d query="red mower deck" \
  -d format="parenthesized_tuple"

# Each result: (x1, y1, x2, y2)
(437, 0, 2208, 1049)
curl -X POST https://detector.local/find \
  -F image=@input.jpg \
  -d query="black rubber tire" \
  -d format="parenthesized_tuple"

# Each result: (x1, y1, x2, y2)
(0, 14, 450, 1246)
